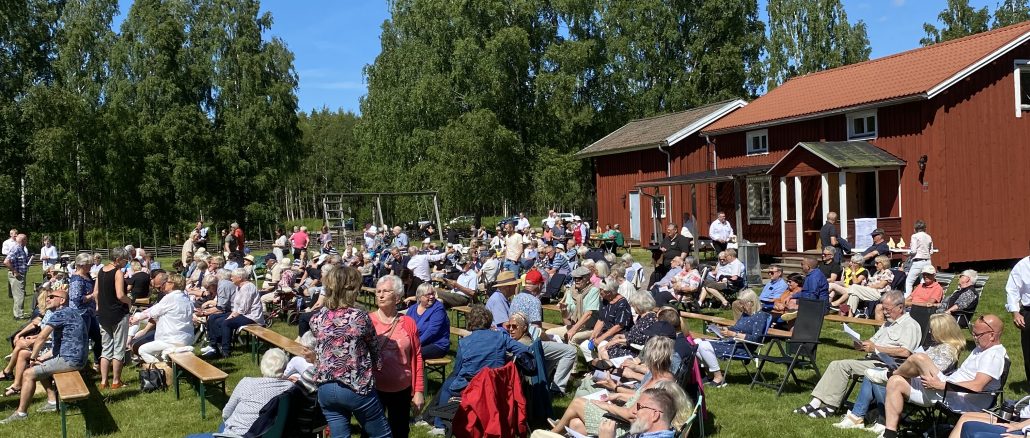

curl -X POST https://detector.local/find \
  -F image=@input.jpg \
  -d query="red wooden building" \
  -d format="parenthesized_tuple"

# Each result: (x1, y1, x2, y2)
(576, 99, 745, 244)
(583, 21, 1030, 268)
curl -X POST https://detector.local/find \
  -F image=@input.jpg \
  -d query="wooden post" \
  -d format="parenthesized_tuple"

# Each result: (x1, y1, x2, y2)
(433, 194, 444, 242)
(733, 177, 743, 242)
(691, 184, 700, 260)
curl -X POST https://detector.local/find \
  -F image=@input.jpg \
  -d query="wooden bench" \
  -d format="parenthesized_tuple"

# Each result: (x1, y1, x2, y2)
(424, 357, 453, 390)
(541, 303, 561, 314)
(242, 325, 309, 364)
(169, 352, 229, 419)
(541, 321, 559, 330)
(450, 326, 471, 338)
(54, 371, 89, 438)
(824, 313, 883, 327)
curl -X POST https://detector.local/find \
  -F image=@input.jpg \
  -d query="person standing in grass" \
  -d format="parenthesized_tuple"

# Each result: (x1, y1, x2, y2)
(371, 274, 424, 437)
(310, 266, 391, 438)
(0, 287, 84, 424)
(95, 247, 131, 389)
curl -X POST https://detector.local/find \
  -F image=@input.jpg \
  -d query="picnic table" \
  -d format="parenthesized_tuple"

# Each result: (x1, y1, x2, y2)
(823, 313, 883, 327)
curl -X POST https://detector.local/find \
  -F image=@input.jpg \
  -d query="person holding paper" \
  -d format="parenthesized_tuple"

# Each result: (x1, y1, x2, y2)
(832, 314, 965, 431)
(876, 315, 1007, 438)
(694, 291, 771, 388)
(793, 291, 921, 419)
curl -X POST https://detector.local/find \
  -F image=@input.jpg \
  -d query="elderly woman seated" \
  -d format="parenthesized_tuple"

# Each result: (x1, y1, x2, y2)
(828, 255, 869, 315)
(428, 304, 528, 433)
(694, 290, 770, 387)
(599, 291, 658, 361)
(549, 336, 680, 436)
(938, 269, 979, 324)
(578, 279, 634, 361)
(403, 280, 450, 359)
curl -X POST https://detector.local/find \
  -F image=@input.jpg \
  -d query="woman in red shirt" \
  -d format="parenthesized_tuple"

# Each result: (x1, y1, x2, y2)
(370, 275, 424, 437)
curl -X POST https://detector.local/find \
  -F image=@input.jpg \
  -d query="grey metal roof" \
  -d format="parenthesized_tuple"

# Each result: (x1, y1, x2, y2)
(768, 141, 906, 175)
(636, 165, 773, 187)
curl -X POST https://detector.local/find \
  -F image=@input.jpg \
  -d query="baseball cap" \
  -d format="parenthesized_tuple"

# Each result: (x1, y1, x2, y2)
(524, 269, 544, 285)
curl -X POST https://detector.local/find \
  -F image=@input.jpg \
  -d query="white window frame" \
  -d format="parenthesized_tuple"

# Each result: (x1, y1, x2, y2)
(651, 195, 666, 220)
(746, 176, 772, 225)
(847, 110, 877, 139)
(746, 129, 768, 155)
(1014, 59, 1030, 117)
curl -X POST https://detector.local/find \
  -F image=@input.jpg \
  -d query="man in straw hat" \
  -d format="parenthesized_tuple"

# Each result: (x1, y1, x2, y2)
(487, 271, 521, 327)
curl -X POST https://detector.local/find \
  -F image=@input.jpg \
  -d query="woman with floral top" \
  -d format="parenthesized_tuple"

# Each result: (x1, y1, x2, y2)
(694, 290, 771, 387)
(310, 266, 390, 438)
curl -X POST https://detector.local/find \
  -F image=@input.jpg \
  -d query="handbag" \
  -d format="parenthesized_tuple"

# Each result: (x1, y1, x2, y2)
(139, 363, 168, 392)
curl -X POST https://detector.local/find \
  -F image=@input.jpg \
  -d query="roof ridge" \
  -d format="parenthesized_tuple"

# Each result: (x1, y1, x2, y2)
(626, 98, 741, 123)
(784, 19, 1030, 85)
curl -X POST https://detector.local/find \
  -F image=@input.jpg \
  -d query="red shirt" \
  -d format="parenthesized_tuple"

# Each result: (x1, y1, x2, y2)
(233, 228, 245, 251)
(910, 281, 944, 305)
(370, 314, 424, 393)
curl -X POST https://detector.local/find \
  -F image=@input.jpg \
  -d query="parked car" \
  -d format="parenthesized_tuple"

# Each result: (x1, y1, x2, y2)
(448, 215, 476, 229)
(496, 215, 519, 229)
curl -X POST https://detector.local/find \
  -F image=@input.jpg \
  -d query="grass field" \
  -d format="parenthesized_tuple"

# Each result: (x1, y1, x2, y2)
(0, 255, 1022, 437)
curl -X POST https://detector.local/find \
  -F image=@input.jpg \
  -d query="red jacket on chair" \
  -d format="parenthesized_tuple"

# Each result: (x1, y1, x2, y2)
(452, 361, 528, 438)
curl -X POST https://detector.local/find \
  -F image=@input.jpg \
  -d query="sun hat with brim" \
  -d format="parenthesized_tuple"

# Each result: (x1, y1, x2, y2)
(494, 271, 522, 287)
(921, 265, 937, 275)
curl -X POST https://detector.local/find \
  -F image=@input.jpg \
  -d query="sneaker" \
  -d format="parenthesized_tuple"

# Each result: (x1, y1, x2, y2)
(864, 367, 890, 385)
(200, 346, 215, 355)
(703, 379, 727, 388)
(36, 402, 57, 413)
(828, 306, 840, 314)
(867, 423, 886, 435)
(831, 413, 864, 429)
(0, 412, 27, 424)
(428, 427, 446, 436)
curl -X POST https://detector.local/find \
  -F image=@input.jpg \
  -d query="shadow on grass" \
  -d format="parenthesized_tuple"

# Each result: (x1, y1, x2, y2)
(80, 379, 120, 436)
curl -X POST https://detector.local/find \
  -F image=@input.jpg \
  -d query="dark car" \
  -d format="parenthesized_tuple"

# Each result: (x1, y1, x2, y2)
(496, 215, 519, 229)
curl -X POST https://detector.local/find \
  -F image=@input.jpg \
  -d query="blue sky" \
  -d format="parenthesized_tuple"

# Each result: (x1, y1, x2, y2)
(114, 0, 998, 114)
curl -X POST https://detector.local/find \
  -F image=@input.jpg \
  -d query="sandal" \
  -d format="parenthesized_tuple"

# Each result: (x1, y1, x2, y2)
(3, 385, 20, 396)
(808, 406, 834, 418)
(793, 404, 817, 415)
(0, 371, 11, 381)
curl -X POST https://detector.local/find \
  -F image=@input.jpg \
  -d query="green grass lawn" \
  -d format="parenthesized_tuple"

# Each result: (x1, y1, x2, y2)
(0, 256, 1021, 437)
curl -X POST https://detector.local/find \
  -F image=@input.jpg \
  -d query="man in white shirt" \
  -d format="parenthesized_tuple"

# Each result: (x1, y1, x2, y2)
(1006, 243, 1030, 382)
(708, 212, 734, 254)
(39, 236, 58, 271)
(363, 223, 377, 250)
(131, 273, 195, 363)
(544, 210, 558, 229)
(515, 212, 530, 232)
(503, 223, 525, 277)
(406, 246, 451, 289)
(1, 229, 16, 258)
(441, 259, 478, 308)
(878, 314, 1008, 438)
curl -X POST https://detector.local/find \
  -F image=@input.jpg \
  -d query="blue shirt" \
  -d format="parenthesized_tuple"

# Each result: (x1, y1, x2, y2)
(548, 252, 570, 276)
(795, 269, 830, 303)
(4, 244, 28, 275)
(759, 278, 788, 302)
(406, 300, 450, 353)
(393, 233, 409, 248)
(632, 430, 676, 438)
(45, 306, 86, 367)
(485, 291, 510, 327)
(447, 329, 528, 393)
(67, 274, 95, 316)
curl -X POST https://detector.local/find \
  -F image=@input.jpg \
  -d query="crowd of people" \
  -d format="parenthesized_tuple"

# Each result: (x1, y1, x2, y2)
(0, 212, 1026, 438)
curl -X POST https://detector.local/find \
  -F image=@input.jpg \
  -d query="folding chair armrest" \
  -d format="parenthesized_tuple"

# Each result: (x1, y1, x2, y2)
(734, 339, 764, 347)
(942, 382, 1000, 396)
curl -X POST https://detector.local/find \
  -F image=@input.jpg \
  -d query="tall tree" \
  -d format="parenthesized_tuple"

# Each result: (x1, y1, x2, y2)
(765, 0, 871, 89)
(921, 0, 990, 46)
(993, 0, 1030, 28)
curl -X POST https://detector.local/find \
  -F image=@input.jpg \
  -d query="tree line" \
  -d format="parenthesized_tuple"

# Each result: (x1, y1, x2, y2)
(4, 0, 1028, 246)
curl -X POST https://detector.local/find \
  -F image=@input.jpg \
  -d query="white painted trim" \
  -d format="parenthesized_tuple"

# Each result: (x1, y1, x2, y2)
(664, 99, 747, 146)
(896, 168, 902, 218)
(780, 177, 788, 252)
(846, 109, 878, 140)
(794, 177, 804, 252)
(874, 170, 881, 218)
(1014, 59, 1030, 118)
(746, 129, 769, 155)
(928, 30, 1030, 98)
(821, 174, 830, 224)
(839, 171, 848, 240)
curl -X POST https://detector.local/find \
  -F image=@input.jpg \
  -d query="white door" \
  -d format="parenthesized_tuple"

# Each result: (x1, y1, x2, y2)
(628, 191, 641, 240)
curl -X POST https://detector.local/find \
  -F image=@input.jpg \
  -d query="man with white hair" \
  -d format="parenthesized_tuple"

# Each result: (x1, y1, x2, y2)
(598, 387, 678, 438)
(4, 234, 29, 319)
(392, 226, 409, 249)
(195, 348, 295, 437)
(203, 268, 263, 359)
(182, 231, 199, 265)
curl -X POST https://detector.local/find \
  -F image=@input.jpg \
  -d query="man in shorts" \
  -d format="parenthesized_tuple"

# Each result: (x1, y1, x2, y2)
(1, 287, 85, 423)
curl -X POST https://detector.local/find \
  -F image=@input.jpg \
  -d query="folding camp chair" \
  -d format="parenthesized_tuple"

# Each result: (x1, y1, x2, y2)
(902, 358, 1011, 437)
(712, 312, 772, 381)
(750, 298, 825, 396)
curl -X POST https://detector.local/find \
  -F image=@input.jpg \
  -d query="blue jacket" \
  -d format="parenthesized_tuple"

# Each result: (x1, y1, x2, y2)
(406, 300, 450, 353)
(447, 329, 528, 393)
(795, 269, 829, 303)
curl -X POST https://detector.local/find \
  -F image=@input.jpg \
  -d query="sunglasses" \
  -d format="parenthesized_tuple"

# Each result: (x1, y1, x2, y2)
(971, 316, 997, 338)
(635, 403, 664, 415)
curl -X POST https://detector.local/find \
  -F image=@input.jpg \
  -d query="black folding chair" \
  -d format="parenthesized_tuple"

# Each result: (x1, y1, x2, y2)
(750, 298, 825, 396)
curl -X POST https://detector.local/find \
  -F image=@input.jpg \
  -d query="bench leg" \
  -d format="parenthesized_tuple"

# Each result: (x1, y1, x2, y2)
(173, 362, 181, 400)
(60, 400, 67, 438)
(199, 382, 206, 419)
